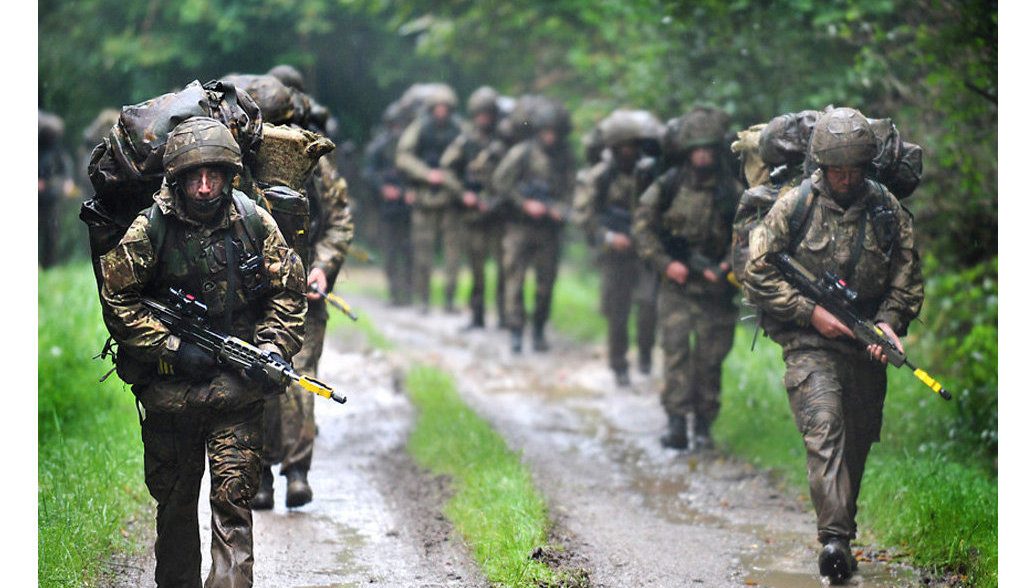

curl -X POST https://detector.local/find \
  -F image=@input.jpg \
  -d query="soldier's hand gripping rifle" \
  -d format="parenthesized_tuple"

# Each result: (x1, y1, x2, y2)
(308, 283, 359, 321)
(142, 288, 347, 404)
(769, 252, 951, 400)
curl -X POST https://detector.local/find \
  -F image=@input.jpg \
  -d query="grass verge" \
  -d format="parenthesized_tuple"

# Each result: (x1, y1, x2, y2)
(38, 262, 152, 586)
(404, 365, 583, 587)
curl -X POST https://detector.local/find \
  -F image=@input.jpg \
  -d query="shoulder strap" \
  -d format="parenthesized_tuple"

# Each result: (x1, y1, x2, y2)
(593, 161, 619, 209)
(143, 203, 168, 259)
(786, 178, 816, 254)
(230, 191, 263, 252)
(657, 167, 681, 211)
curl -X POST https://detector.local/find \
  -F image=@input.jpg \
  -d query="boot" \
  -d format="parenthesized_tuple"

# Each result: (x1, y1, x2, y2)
(532, 324, 549, 352)
(818, 536, 854, 584)
(510, 328, 523, 354)
(251, 467, 274, 510)
(693, 414, 715, 451)
(285, 469, 313, 508)
(461, 313, 485, 332)
(660, 414, 688, 450)
(638, 352, 652, 375)
(614, 368, 631, 387)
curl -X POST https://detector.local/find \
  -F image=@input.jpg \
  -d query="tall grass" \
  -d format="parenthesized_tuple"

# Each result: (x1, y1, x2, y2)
(404, 365, 572, 587)
(38, 263, 151, 586)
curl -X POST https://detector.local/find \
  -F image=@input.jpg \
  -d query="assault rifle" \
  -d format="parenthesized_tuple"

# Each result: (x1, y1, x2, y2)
(769, 252, 951, 401)
(599, 205, 632, 236)
(519, 179, 569, 224)
(662, 232, 740, 287)
(142, 288, 346, 404)
(308, 283, 359, 321)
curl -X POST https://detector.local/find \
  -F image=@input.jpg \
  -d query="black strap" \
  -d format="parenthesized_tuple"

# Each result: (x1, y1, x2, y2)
(786, 178, 816, 255)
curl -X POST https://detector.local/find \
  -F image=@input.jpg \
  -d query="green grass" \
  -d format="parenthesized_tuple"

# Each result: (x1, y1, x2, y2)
(38, 262, 152, 586)
(404, 365, 577, 587)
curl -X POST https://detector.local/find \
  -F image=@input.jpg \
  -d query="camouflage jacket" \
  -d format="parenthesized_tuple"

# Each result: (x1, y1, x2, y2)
(742, 169, 924, 353)
(305, 155, 354, 285)
(572, 159, 639, 248)
(491, 138, 575, 223)
(440, 124, 507, 222)
(632, 166, 742, 297)
(395, 115, 464, 208)
(99, 183, 307, 411)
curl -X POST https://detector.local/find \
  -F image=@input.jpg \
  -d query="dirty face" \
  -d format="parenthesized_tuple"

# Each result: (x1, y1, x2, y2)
(179, 165, 229, 221)
(689, 146, 716, 169)
(823, 165, 865, 197)
(538, 128, 557, 148)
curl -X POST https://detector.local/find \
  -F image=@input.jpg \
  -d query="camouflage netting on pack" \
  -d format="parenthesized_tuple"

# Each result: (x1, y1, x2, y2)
(251, 123, 334, 192)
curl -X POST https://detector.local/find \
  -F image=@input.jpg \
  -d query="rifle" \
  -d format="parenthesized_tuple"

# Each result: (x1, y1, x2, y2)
(661, 232, 739, 287)
(519, 179, 569, 224)
(599, 205, 632, 236)
(308, 283, 359, 321)
(142, 288, 346, 404)
(769, 252, 950, 400)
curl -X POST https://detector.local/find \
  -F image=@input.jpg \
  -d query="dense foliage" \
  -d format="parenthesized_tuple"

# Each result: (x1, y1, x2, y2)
(40, 0, 995, 267)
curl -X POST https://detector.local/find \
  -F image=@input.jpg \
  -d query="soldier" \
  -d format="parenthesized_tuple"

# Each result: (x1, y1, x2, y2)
(395, 83, 465, 314)
(573, 109, 663, 385)
(234, 73, 355, 510)
(742, 108, 924, 583)
(632, 105, 744, 450)
(363, 101, 414, 306)
(492, 98, 576, 353)
(97, 117, 306, 587)
(441, 86, 508, 330)
(38, 110, 74, 268)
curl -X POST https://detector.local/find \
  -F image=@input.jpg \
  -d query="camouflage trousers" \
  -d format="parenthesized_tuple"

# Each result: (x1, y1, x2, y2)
(782, 346, 887, 543)
(260, 298, 328, 475)
(140, 402, 263, 588)
(380, 212, 412, 306)
(599, 250, 658, 374)
(658, 282, 737, 422)
(465, 219, 506, 325)
(411, 206, 465, 309)
(502, 222, 562, 331)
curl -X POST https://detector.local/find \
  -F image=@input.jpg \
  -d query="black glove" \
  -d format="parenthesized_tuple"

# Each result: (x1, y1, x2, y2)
(173, 341, 218, 378)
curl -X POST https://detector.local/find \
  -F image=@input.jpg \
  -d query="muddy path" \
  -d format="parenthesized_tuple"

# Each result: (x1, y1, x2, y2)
(110, 269, 923, 587)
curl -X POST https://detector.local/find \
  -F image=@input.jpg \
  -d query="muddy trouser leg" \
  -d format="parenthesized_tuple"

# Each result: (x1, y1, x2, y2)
(600, 252, 635, 374)
(783, 349, 886, 542)
(204, 404, 263, 588)
(530, 225, 561, 330)
(280, 299, 327, 476)
(443, 207, 464, 308)
(491, 223, 507, 324)
(686, 295, 737, 423)
(143, 411, 207, 588)
(502, 223, 531, 331)
(658, 283, 693, 417)
(467, 223, 490, 322)
(410, 207, 438, 307)
(633, 264, 660, 364)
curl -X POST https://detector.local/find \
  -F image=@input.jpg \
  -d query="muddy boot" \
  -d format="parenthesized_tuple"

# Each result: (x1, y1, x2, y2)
(285, 469, 313, 508)
(532, 324, 549, 352)
(251, 467, 274, 510)
(510, 328, 523, 354)
(614, 368, 631, 387)
(693, 414, 715, 451)
(660, 414, 688, 450)
(818, 536, 854, 584)
(638, 352, 652, 375)
(461, 312, 485, 332)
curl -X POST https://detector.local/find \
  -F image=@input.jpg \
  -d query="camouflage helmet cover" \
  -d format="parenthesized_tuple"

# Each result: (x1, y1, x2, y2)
(223, 73, 295, 125)
(665, 106, 731, 155)
(163, 116, 243, 178)
(808, 107, 877, 167)
(599, 108, 663, 147)
(759, 109, 819, 166)
(530, 98, 571, 134)
(424, 83, 459, 109)
(467, 86, 500, 117)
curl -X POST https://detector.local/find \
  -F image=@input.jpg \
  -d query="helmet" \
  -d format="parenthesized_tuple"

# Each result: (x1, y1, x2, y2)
(759, 110, 819, 166)
(664, 106, 731, 156)
(223, 73, 295, 125)
(163, 116, 242, 179)
(599, 109, 662, 147)
(530, 98, 570, 135)
(808, 107, 877, 167)
(267, 64, 306, 92)
(424, 83, 458, 109)
(467, 86, 500, 117)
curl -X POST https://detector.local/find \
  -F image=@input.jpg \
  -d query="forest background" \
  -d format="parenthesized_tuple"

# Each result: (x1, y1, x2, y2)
(34, 0, 1012, 583)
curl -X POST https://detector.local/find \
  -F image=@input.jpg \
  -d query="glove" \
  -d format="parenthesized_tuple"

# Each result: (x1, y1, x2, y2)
(243, 350, 290, 390)
(172, 341, 218, 378)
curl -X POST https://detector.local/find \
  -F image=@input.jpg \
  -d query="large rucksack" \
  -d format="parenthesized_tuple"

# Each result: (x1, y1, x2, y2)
(79, 79, 265, 290)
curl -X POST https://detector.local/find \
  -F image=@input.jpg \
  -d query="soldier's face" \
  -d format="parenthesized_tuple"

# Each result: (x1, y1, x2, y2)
(538, 129, 557, 148)
(433, 104, 451, 122)
(824, 165, 865, 196)
(181, 166, 228, 203)
(689, 147, 716, 169)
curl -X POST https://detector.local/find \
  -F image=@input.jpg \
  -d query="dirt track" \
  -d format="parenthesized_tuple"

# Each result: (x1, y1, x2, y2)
(111, 271, 927, 587)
